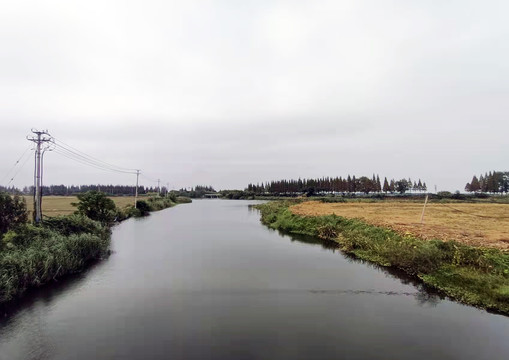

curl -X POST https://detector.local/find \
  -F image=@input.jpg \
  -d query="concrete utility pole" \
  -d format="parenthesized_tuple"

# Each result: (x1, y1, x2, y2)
(27, 129, 52, 223)
(40, 143, 54, 217)
(135, 170, 140, 208)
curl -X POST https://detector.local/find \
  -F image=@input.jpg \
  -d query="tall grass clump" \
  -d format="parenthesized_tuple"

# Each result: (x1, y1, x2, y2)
(256, 201, 509, 314)
(1, 217, 110, 303)
(122, 196, 186, 218)
(146, 196, 176, 211)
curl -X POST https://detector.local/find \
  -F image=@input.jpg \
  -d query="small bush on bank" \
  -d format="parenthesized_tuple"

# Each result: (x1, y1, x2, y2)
(0, 192, 27, 235)
(72, 191, 116, 224)
(136, 200, 151, 216)
(146, 197, 174, 211)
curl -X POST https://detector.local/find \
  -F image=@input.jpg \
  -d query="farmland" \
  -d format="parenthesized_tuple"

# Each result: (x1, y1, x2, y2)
(290, 200, 509, 250)
(24, 196, 136, 217)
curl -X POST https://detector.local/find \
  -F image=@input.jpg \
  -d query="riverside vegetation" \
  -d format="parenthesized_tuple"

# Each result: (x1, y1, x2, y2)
(0, 191, 190, 304)
(256, 200, 509, 315)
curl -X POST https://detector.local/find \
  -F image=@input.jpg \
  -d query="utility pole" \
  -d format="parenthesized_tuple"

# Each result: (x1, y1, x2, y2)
(39, 143, 54, 217)
(134, 170, 140, 208)
(157, 179, 160, 195)
(420, 194, 429, 224)
(27, 129, 52, 223)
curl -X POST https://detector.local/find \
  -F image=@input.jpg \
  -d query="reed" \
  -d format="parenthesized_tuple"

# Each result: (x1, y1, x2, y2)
(0, 216, 110, 303)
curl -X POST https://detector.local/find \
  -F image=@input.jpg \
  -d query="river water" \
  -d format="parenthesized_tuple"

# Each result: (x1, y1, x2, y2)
(1, 200, 508, 360)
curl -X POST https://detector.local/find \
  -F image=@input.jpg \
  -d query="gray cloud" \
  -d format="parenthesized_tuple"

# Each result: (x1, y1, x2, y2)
(1, 0, 508, 191)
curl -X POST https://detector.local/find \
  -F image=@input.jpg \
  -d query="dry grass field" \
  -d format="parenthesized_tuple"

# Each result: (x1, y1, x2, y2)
(290, 201, 509, 250)
(24, 196, 136, 217)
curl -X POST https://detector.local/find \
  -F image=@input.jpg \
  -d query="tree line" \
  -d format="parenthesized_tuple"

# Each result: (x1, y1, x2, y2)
(0, 184, 166, 196)
(246, 175, 427, 195)
(175, 185, 217, 198)
(465, 171, 509, 194)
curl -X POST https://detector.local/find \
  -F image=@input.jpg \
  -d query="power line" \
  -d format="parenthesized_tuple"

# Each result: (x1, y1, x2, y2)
(52, 148, 136, 175)
(140, 173, 159, 183)
(51, 136, 137, 173)
(49, 134, 146, 210)
(51, 143, 137, 174)
(5, 150, 33, 186)
(52, 142, 135, 173)
(0, 145, 33, 185)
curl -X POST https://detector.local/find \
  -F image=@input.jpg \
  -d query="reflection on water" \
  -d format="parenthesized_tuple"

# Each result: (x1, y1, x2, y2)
(0, 259, 103, 321)
(268, 221, 443, 309)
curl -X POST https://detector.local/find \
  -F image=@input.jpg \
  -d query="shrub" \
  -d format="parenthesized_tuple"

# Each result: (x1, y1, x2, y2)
(135, 200, 151, 216)
(43, 214, 109, 238)
(168, 192, 178, 202)
(436, 191, 453, 199)
(0, 192, 27, 235)
(72, 191, 116, 224)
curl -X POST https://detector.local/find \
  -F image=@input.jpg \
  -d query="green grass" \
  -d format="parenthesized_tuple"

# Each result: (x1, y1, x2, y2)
(0, 215, 110, 303)
(146, 196, 177, 211)
(256, 201, 509, 314)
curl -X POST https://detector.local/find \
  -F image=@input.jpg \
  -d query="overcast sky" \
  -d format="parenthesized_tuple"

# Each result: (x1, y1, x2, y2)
(1, 0, 508, 191)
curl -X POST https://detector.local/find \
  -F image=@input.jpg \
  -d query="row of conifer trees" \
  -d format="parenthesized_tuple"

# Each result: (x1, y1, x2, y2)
(247, 175, 427, 195)
(465, 171, 509, 193)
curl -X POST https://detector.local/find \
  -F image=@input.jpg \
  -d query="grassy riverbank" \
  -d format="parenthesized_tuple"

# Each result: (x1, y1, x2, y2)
(1, 194, 190, 304)
(256, 201, 509, 314)
(0, 215, 110, 303)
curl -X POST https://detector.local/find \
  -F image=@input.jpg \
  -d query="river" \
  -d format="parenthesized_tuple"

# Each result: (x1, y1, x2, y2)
(1, 200, 508, 360)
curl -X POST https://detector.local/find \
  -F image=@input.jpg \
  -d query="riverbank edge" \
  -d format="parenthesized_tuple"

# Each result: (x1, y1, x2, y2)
(255, 201, 509, 315)
(0, 197, 191, 306)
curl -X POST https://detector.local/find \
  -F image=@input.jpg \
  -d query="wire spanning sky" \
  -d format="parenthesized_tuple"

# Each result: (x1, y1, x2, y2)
(1, 1, 508, 191)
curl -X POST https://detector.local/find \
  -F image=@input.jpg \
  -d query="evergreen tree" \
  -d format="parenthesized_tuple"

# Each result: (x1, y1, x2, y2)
(488, 171, 498, 193)
(389, 179, 395, 193)
(383, 177, 390, 193)
(470, 176, 481, 192)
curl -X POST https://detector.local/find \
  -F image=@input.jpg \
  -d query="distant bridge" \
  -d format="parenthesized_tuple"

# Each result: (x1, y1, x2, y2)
(204, 193, 221, 199)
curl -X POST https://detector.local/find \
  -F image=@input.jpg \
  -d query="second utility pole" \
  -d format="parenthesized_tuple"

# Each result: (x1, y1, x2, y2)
(135, 170, 140, 208)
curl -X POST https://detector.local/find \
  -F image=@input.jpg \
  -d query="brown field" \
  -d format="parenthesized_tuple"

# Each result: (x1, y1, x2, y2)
(290, 201, 509, 250)
(24, 196, 136, 217)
